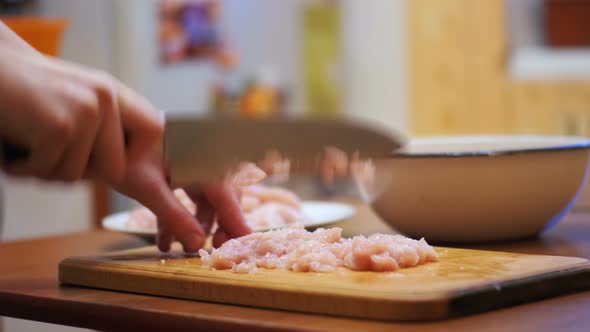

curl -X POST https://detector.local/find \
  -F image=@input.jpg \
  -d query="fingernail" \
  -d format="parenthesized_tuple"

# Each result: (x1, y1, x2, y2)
(157, 236, 171, 253)
(158, 242, 171, 253)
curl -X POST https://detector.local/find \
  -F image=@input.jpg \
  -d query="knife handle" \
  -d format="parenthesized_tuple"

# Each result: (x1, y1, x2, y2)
(0, 131, 131, 166)
(0, 140, 30, 165)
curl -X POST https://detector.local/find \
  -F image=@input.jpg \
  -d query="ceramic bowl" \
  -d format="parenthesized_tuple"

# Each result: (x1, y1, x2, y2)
(371, 135, 590, 243)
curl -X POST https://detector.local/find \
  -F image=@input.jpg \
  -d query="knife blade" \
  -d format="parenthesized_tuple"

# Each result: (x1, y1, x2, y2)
(0, 115, 406, 196)
(165, 115, 406, 188)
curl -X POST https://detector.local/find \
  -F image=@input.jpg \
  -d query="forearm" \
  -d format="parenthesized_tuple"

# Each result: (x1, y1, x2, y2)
(0, 21, 39, 54)
(0, 43, 34, 145)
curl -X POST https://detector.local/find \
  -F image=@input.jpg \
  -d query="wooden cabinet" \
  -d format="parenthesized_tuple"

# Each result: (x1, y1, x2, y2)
(408, 0, 590, 136)
(545, 0, 590, 47)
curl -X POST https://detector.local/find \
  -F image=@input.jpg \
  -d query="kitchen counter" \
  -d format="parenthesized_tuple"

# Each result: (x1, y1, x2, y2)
(0, 204, 589, 331)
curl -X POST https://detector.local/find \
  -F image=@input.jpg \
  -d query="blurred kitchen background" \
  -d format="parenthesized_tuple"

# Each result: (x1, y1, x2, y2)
(5, 0, 590, 238)
(1, 0, 589, 330)
(4, 0, 590, 236)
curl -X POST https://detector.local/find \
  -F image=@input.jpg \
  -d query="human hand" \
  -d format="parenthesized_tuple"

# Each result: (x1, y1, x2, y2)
(114, 158, 252, 252)
(0, 39, 251, 252)
(0, 44, 162, 182)
(0, 21, 39, 55)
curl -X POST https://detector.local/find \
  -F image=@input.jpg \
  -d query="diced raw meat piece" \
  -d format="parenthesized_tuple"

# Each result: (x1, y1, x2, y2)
(127, 208, 157, 231)
(240, 194, 261, 213)
(126, 163, 308, 233)
(241, 185, 301, 208)
(227, 162, 267, 188)
(245, 202, 307, 231)
(126, 188, 196, 231)
(199, 226, 438, 274)
(257, 149, 290, 182)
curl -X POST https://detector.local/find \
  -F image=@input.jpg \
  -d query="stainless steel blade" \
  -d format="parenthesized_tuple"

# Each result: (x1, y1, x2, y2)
(165, 115, 406, 188)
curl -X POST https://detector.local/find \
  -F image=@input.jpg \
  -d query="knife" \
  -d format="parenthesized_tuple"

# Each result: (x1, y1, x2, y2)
(0, 115, 406, 188)
(164, 115, 406, 188)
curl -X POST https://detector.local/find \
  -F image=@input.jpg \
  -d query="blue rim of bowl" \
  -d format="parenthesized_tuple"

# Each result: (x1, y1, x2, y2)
(388, 136, 590, 158)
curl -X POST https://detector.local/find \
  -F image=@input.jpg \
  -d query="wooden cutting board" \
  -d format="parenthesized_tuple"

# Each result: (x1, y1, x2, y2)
(59, 245, 590, 321)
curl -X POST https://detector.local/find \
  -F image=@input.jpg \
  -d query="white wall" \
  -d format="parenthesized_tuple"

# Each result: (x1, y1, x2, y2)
(113, 0, 213, 113)
(341, 0, 408, 134)
(112, 0, 304, 115)
(222, 0, 304, 113)
(36, 0, 115, 70)
(1, 177, 92, 241)
(506, 0, 544, 49)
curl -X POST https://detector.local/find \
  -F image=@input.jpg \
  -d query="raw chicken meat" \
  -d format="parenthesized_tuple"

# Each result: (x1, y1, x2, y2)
(241, 184, 301, 209)
(226, 162, 267, 188)
(126, 163, 308, 232)
(257, 149, 290, 182)
(127, 208, 157, 231)
(126, 188, 195, 231)
(349, 151, 376, 190)
(239, 184, 308, 230)
(244, 202, 304, 230)
(199, 226, 438, 273)
(318, 147, 378, 201)
(319, 146, 350, 186)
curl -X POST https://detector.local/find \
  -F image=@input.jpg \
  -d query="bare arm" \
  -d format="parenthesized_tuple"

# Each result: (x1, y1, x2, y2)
(0, 21, 39, 54)
(0, 22, 250, 252)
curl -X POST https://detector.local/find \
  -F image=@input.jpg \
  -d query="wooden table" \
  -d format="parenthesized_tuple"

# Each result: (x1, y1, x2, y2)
(0, 204, 589, 331)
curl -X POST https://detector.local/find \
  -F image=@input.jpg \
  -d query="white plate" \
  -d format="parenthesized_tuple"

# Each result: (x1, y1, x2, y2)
(102, 201, 356, 238)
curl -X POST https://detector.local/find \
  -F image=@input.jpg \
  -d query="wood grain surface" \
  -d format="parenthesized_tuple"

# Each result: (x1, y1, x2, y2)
(59, 242, 590, 321)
